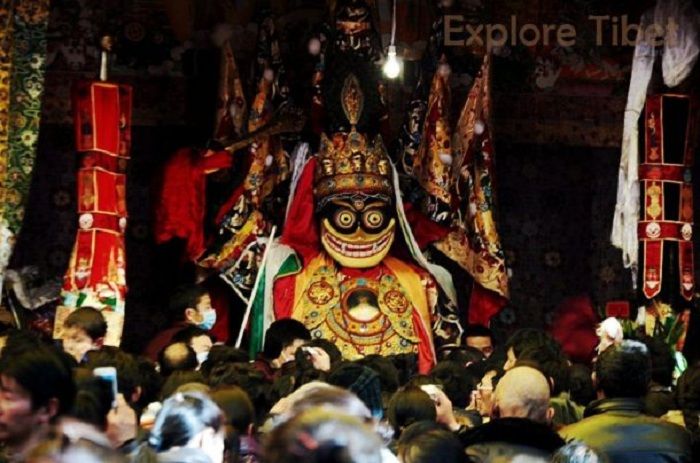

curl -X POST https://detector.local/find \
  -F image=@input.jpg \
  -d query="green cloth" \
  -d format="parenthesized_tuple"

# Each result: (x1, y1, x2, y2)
(249, 252, 300, 359)
(550, 392, 584, 429)
(4, 0, 50, 234)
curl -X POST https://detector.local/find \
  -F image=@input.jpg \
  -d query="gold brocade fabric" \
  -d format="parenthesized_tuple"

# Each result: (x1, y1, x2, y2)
(213, 40, 246, 140)
(0, 1, 50, 284)
(4, 0, 50, 232)
(243, 77, 289, 207)
(414, 69, 452, 204)
(434, 229, 509, 298)
(0, 2, 14, 222)
(292, 253, 429, 360)
(198, 209, 263, 269)
(0, 3, 13, 281)
(435, 54, 509, 300)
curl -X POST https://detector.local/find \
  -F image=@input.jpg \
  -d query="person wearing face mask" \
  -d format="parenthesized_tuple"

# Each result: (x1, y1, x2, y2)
(144, 285, 217, 362)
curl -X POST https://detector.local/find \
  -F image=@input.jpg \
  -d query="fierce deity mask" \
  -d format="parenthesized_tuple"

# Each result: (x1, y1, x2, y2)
(314, 74, 395, 268)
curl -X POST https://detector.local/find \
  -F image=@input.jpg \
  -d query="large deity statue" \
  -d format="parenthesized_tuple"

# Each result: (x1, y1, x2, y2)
(154, 0, 475, 368)
(267, 74, 454, 373)
(248, 1, 461, 372)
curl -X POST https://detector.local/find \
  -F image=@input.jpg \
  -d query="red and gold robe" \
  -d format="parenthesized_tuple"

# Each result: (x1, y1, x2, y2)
(273, 252, 437, 373)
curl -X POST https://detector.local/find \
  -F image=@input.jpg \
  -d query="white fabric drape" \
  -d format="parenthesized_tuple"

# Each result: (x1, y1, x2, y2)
(611, 0, 699, 287)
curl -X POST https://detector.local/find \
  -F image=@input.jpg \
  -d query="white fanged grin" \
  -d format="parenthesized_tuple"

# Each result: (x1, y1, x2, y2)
(322, 228, 393, 258)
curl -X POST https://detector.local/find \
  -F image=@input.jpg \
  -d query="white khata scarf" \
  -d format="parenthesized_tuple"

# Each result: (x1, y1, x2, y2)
(611, 0, 699, 287)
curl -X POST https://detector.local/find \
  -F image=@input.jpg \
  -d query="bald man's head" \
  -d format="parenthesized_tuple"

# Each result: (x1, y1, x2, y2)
(492, 366, 553, 424)
(159, 342, 197, 376)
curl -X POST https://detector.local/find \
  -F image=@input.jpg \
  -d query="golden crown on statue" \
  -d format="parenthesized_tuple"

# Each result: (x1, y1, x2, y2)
(314, 74, 392, 201)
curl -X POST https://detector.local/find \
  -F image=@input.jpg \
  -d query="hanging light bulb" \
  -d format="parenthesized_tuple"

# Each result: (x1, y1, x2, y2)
(383, 45, 401, 79)
(383, 0, 401, 79)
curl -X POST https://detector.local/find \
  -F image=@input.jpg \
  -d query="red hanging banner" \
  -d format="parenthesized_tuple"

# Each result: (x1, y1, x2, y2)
(55, 81, 132, 347)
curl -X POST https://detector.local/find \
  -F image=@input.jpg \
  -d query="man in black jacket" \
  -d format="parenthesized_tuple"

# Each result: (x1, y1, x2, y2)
(560, 340, 692, 463)
(461, 366, 565, 462)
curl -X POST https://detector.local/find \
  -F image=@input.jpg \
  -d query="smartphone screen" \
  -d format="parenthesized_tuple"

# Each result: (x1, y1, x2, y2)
(93, 366, 118, 408)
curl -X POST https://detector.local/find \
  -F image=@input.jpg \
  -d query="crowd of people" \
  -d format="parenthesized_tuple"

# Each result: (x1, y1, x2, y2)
(0, 284, 697, 463)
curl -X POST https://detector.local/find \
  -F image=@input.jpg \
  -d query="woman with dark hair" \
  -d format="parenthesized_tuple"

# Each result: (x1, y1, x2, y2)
(386, 387, 437, 439)
(211, 386, 258, 463)
(69, 373, 114, 431)
(397, 421, 467, 463)
(132, 391, 225, 463)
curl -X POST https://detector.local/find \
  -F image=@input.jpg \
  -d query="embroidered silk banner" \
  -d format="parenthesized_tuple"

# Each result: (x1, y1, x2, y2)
(434, 55, 509, 326)
(638, 94, 697, 307)
(0, 0, 50, 297)
(56, 81, 132, 346)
